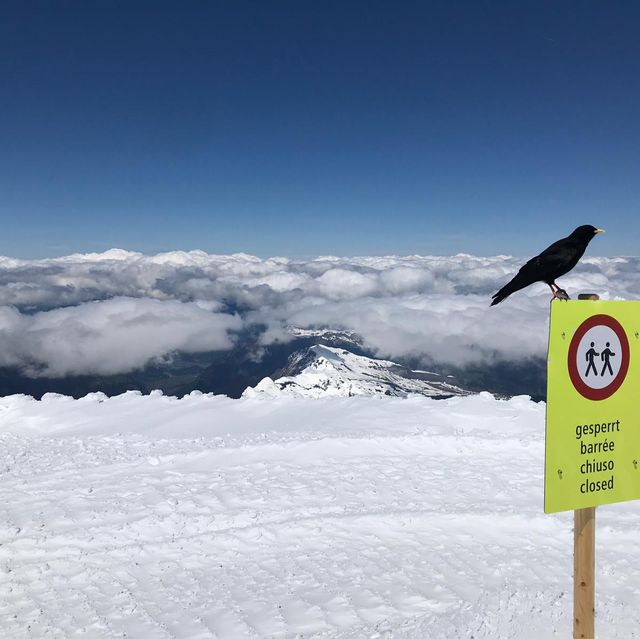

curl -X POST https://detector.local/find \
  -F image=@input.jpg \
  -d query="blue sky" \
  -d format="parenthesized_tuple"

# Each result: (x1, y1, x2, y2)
(1, 1, 638, 258)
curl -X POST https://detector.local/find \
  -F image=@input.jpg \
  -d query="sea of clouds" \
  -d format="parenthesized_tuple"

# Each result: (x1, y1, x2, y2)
(0, 248, 636, 377)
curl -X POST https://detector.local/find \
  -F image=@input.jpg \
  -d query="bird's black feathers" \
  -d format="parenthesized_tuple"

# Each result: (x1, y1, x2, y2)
(490, 225, 603, 306)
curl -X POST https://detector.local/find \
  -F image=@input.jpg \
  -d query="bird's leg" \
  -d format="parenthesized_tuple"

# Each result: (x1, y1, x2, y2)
(549, 282, 570, 301)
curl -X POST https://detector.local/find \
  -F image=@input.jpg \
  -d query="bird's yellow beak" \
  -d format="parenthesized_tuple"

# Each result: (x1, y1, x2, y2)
(595, 229, 605, 234)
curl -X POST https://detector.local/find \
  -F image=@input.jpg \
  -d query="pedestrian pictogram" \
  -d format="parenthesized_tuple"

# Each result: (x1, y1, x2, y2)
(567, 314, 630, 401)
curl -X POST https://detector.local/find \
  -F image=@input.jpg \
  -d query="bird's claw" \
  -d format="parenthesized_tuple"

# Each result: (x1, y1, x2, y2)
(553, 288, 570, 301)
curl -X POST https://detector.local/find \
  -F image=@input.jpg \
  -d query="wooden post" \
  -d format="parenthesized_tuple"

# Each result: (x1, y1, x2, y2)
(574, 293, 598, 639)
(574, 507, 595, 639)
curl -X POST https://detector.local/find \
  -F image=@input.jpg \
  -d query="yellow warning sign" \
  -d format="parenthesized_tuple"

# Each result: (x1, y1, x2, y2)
(545, 300, 640, 513)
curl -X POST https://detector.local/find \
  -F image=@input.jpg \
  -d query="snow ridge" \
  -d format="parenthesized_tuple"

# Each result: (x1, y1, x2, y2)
(243, 345, 470, 398)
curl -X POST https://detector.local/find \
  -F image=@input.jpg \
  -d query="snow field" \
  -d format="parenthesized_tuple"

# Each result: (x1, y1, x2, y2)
(1, 392, 639, 637)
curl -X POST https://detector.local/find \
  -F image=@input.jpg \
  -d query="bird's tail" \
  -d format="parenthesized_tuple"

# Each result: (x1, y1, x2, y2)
(490, 280, 521, 306)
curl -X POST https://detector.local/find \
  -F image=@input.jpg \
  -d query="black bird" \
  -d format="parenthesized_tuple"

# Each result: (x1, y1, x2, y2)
(490, 225, 605, 306)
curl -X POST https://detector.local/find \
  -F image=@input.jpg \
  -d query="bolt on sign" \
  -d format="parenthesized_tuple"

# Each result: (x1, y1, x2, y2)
(545, 300, 640, 513)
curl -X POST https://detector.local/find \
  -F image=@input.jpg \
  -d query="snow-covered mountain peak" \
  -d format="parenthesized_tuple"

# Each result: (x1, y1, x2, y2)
(243, 345, 470, 399)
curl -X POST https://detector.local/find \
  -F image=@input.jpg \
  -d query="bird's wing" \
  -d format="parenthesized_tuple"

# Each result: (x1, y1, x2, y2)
(524, 238, 582, 282)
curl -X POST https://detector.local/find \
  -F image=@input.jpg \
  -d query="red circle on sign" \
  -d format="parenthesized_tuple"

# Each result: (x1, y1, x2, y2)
(567, 314, 630, 401)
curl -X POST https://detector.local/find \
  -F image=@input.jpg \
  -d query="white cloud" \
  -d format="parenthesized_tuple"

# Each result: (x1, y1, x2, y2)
(0, 249, 635, 375)
(315, 268, 379, 299)
(281, 293, 549, 366)
(0, 297, 241, 377)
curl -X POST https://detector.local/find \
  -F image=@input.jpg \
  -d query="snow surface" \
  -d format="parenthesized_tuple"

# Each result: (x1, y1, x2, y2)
(1, 392, 639, 638)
